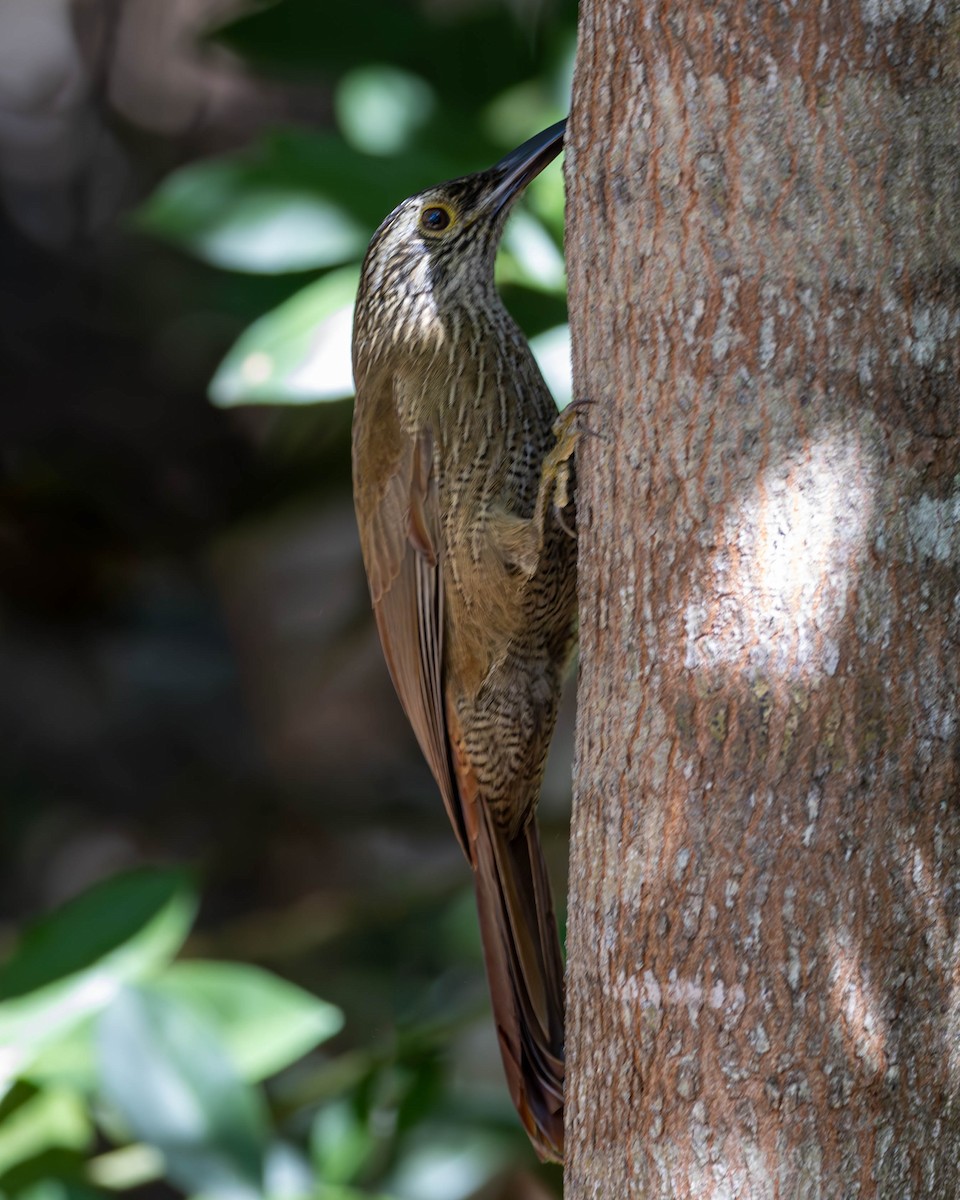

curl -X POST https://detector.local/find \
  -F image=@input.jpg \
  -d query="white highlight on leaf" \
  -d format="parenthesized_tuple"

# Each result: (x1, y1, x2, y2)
(287, 304, 356, 399)
(529, 323, 573, 409)
(241, 351, 273, 385)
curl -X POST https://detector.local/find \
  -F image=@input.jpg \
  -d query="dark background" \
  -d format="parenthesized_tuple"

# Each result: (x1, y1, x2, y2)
(0, 2, 577, 1197)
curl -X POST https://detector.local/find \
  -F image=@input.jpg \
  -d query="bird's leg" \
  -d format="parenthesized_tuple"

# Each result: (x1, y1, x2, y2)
(535, 400, 593, 540)
(490, 402, 592, 578)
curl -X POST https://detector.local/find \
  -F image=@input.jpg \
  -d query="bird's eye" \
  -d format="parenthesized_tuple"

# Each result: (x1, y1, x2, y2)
(420, 205, 453, 232)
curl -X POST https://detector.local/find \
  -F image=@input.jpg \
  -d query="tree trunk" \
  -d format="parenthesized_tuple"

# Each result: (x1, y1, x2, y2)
(564, 1, 960, 1195)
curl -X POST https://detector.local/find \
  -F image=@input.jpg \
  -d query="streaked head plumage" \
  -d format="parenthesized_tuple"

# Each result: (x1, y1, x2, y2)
(353, 121, 566, 369)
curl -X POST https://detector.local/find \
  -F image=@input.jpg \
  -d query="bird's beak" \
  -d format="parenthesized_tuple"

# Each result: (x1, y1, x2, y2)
(484, 119, 567, 216)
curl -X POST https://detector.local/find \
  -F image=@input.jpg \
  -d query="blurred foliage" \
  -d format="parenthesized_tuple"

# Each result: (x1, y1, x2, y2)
(2, 0, 576, 1197)
(0, 868, 550, 1200)
(140, 6, 575, 411)
(0, 870, 340, 1198)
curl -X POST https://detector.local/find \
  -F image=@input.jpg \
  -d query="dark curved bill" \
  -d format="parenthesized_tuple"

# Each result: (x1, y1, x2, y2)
(485, 118, 567, 215)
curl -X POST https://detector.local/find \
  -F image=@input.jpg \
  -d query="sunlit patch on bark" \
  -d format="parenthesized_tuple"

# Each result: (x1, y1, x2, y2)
(905, 494, 960, 563)
(948, 978, 960, 1088)
(860, 0, 939, 27)
(905, 302, 960, 369)
(685, 429, 875, 680)
(906, 846, 951, 960)
(827, 928, 888, 1077)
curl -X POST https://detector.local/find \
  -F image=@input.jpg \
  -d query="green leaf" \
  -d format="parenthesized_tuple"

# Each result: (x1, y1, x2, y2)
(311, 1102, 372, 1187)
(211, 0, 565, 108)
(387, 1126, 514, 1200)
(21, 1017, 97, 1093)
(263, 1140, 314, 1200)
(86, 1143, 165, 1191)
(138, 156, 368, 274)
(0, 1087, 91, 1178)
(97, 985, 268, 1200)
(209, 267, 358, 407)
(529, 324, 572, 409)
(139, 130, 451, 261)
(482, 82, 564, 150)
(16, 1181, 106, 1200)
(336, 67, 434, 157)
(312, 1189, 398, 1200)
(0, 870, 196, 1090)
(155, 961, 343, 1082)
(499, 209, 566, 294)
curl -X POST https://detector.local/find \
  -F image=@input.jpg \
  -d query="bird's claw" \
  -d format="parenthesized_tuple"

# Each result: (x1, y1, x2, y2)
(538, 399, 595, 539)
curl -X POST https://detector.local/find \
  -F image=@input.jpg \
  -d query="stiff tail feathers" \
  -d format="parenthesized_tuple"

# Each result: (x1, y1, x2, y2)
(472, 805, 565, 1162)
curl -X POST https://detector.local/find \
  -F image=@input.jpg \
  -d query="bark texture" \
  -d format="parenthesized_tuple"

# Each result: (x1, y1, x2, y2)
(564, 1, 960, 1195)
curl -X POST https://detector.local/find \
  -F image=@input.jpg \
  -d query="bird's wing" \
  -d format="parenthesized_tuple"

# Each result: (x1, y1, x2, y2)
(354, 377, 469, 859)
(355, 374, 565, 1161)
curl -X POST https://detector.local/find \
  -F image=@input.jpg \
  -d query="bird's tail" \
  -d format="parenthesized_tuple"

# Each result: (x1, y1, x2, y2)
(472, 802, 565, 1162)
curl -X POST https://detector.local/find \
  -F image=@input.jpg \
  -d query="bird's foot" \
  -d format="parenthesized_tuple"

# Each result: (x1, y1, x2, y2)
(539, 400, 594, 538)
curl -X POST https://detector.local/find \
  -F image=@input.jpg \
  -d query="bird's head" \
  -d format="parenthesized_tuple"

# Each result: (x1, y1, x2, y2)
(353, 120, 565, 367)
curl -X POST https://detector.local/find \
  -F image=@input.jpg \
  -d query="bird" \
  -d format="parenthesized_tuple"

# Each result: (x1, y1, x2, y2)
(351, 119, 578, 1162)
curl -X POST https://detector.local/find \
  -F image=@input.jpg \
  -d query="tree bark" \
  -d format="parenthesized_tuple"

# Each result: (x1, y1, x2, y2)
(564, 1, 960, 1195)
